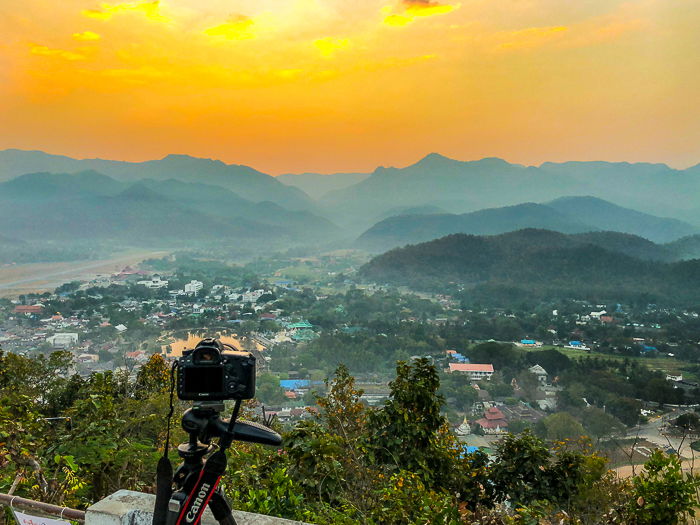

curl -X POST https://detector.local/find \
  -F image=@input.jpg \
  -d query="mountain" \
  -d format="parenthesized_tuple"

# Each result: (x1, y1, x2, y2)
(666, 235, 700, 261)
(571, 232, 674, 262)
(356, 197, 697, 252)
(372, 205, 447, 223)
(323, 153, 700, 229)
(359, 229, 700, 306)
(0, 172, 340, 245)
(356, 203, 592, 252)
(0, 149, 315, 212)
(277, 172, 369, 200)
(546, 196, 696, 243)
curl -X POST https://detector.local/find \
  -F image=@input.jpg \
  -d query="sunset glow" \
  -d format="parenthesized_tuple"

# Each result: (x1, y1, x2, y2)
(1, 0, 698, 173)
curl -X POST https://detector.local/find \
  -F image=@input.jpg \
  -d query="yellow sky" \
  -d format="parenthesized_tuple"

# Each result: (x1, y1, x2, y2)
(0, 0, 698, 173)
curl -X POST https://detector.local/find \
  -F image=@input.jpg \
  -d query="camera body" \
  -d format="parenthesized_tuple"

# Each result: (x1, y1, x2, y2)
(177, 338, 256, 401)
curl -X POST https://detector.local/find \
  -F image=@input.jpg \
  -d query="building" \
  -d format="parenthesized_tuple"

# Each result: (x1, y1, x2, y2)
(184, 280, 204, 295)
(474, 406, 508, 434)
(455, 417, 471, 436)
(565, 340, 590, 351)
(528, 364, 548, 384)
(14, 305, 44, 315)
(46, 333, 79, 349)
(448, 363, 494, 381)
(137, 276, 169, 289)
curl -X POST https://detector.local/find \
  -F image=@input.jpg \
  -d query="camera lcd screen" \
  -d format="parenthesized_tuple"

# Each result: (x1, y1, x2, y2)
(183, 367, 224, 394)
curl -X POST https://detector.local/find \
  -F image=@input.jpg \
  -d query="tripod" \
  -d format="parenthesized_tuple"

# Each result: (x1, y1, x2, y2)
(165, 401, 282, 525)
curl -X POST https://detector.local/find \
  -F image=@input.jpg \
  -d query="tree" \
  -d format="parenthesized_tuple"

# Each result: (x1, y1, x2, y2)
(134, 354, 170, 398)
(536, 412, 586, 441)
(368, 359, 458, 489)
(579, 407, 625, 441)
(255, 373, 287, 405)
(629, 451, 700, 525)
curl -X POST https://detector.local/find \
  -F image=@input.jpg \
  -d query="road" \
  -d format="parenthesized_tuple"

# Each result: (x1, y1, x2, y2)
(631, 407, 698, 458)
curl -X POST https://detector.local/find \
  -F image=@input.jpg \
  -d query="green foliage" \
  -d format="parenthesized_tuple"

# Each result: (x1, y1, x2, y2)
(360, 230, 700, 306)
(489, 431, 603, 509)
(536, 412, 586, 441)
(628, 451, 700, 525)
(3, 350, 700, 525)
(368, 359, 450, 483)
(371, 470, 460, 525)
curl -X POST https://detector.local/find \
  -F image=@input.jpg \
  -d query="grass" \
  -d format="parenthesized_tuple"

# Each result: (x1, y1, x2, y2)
(526, 345, 693, 377)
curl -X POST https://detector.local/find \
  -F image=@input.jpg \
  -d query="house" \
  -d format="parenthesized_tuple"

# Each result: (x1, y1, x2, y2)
(46, 333, 79, 349)
(14, 305, 43, 315)
(137, 276, 169, 289)
(565, 340, 590, 351)
(528, 364, 548, 384)
(448, 363, 494, 381)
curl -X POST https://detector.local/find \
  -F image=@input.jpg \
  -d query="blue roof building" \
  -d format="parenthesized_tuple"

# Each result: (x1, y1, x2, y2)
(279, 380, 311, 390)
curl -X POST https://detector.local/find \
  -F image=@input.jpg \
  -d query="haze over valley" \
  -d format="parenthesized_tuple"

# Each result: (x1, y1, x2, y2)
(3, 149, 700, 263)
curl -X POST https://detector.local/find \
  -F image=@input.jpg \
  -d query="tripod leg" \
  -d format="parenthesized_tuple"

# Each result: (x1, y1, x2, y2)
(208, 490, 237, 525)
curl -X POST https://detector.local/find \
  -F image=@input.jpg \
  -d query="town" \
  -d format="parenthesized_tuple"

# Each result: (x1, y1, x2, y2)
(3, 251, 700, 463)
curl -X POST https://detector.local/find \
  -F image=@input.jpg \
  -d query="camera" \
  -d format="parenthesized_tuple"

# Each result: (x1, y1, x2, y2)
(177, 338, 256, 400)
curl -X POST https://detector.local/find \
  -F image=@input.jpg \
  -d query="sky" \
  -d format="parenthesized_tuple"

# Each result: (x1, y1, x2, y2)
(0, 0, 698, 174)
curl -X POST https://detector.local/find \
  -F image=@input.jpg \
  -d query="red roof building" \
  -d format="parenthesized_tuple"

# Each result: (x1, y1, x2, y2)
(448, 363, 494, 381)
(475, 406, 508, 433)
(14, 305, 43, 314)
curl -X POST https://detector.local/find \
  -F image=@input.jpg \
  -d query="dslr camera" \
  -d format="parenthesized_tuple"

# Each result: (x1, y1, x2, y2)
(177, 338, 256, 400)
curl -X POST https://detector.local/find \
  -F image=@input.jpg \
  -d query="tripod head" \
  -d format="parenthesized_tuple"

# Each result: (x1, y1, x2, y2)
(180, 401, 282, 452)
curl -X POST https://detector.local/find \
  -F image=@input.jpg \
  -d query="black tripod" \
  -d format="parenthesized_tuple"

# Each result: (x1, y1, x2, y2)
(164, 401, 282, 525)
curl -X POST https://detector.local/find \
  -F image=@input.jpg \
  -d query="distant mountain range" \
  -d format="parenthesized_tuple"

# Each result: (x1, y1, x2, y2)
(3, 149, 700, 258)
(359, 229, 700, 306)
(321, 153, 700, 229)
(277, 172, 369, 200)
(0, 149, 314, 211)
(0, 171, 339, 246)
(356, 197, 698, 251)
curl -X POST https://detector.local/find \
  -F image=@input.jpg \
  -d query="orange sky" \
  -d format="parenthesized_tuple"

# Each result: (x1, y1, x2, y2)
(0, 0, 698, 174)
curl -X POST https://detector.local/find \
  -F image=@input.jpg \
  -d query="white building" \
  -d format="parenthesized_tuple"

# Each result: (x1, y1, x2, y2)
(46, 333, 79, 349)
(184, 280, 204, 296)
(242, 289, 265, 303)
(137, 276, 169, 289)
(528, 364, 549, 384)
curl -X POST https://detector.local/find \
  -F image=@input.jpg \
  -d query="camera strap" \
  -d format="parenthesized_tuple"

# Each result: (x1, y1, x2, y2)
(152, 362, 178, 525)
(174, 399, 242, 525)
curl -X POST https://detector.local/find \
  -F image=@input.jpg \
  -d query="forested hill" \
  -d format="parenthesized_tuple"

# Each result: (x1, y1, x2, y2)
(356, 197, 697, 252)
(359, 229, 700, 305)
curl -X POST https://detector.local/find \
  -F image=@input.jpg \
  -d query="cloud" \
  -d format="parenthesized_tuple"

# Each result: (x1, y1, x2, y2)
(82, 1, 170, 23)
(383, 0, 460, 27)
(493, 25, 569, 52)
(29, 44, 86, 61)
(72, 31, 101, 41)
(314, 37, 350, 58)
(204, 15, 255, 40)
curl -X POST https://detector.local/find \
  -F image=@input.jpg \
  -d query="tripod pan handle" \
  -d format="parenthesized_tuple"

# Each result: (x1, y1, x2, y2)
(232, 420, 282, 446)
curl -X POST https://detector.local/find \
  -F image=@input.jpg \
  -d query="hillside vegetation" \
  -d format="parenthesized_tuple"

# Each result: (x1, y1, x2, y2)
(359, 229, 700, 306)
(2, 352, 698, 524)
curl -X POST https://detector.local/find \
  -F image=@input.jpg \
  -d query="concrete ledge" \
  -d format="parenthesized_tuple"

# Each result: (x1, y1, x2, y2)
(85, 490, 310, 525)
